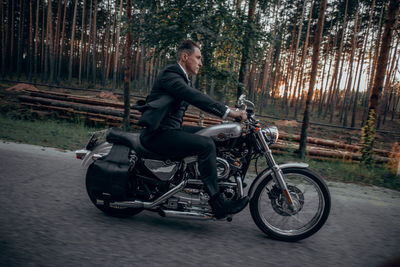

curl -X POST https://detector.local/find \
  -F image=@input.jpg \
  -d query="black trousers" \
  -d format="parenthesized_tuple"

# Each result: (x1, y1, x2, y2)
(140, 126, 219, 196)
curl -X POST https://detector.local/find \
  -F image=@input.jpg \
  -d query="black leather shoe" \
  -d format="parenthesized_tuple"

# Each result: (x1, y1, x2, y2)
(209, 193, 249, 219)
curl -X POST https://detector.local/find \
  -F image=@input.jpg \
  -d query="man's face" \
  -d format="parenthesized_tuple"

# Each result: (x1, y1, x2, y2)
(182, 47, 203, 75)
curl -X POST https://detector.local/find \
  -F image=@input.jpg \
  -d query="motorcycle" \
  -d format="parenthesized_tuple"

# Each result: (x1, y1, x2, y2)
(76, 95, 331, 242)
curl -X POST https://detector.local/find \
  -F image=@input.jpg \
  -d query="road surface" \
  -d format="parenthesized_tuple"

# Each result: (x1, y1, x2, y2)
(0, 141, 399, 267)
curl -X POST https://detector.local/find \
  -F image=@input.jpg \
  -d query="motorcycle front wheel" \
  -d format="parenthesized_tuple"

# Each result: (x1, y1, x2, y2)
(250, 167, 331, 242)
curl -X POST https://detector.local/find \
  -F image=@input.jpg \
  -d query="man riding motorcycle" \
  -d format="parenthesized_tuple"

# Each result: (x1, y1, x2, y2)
(136, 40, 249, 219)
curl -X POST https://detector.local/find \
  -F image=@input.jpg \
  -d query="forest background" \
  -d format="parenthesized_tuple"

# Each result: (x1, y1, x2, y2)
(0, 0, 399, 167)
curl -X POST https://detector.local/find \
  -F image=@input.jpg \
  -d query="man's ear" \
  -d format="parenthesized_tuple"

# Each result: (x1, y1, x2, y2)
(182, 52, 188, 62)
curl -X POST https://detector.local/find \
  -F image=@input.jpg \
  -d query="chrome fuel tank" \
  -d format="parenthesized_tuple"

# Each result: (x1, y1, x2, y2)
(196, 123, 242, 142)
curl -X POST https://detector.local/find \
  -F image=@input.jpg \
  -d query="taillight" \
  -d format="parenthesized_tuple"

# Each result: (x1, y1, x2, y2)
(75, 149, 88, 160)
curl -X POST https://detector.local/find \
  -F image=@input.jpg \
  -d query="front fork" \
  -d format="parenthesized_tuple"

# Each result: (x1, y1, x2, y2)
(256, 131, 295, 209)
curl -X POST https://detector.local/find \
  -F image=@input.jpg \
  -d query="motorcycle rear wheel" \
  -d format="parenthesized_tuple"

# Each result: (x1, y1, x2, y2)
(250, 167, 331, 242)
(86, 181, 143, 218)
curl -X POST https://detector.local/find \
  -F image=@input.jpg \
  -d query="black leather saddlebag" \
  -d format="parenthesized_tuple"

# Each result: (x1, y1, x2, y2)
(86, 144, 131, 201)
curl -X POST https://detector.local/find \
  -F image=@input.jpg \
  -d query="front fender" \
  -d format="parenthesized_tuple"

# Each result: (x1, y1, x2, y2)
(247, 162, 309, 198)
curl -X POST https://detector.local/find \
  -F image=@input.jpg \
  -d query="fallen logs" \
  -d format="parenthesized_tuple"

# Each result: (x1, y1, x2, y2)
(27, 90, 125, 109)
(271, 141, 389, 163)
(16, 89, 392, 163)
(278, 132, 390, 157)
(18, 94, 218, 128)
(19, 95, 128, 117)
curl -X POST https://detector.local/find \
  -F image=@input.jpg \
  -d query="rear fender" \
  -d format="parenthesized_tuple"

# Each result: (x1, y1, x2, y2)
(81, 142, 112, 168)
(247, 162, 309, 198)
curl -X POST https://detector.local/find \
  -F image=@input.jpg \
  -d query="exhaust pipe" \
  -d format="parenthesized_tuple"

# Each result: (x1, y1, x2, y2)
(108, 180, 187, 209)
(160, 210, 213, 220)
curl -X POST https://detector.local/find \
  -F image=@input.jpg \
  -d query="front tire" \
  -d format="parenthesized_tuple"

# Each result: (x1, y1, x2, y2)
(250, 167, 331, 242)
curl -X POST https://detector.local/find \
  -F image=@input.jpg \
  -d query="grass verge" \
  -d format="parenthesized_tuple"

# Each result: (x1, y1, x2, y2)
(255, 154, 400, 191)
(1, 113, 399, 191)
(0, 113, 105, 150)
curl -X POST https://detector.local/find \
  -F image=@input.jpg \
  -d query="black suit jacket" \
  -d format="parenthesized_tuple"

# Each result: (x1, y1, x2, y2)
(137, 64, 227, 132)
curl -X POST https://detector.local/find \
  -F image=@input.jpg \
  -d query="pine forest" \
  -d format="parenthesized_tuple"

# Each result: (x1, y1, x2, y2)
(1, 0, 399, 161)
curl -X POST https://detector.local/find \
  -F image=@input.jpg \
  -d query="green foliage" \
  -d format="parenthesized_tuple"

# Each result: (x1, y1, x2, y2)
(361, 109, 376, 165)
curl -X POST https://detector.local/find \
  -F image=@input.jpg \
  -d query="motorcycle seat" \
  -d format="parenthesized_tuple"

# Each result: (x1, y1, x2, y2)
(106, 128, 168, 160)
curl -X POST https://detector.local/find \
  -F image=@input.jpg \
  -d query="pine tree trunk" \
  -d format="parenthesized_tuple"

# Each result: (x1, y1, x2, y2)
(289, 0, 307, 105)
(324, 0, 348, 122)
(351, 0, 375, 128)
(53, 0, 62, 81)
(362, 0, 399, 164)
(16, 0, 24, 80)
(101, 0, 110, 87)
(322, 24, 339, 119)
(148, 46, 156, 90)
(142, 45, 147, 92)
(1, 0, 6, 78)
(57, 0, 68, 82)
(105, 10, 117, 84)
(27, 0, 33, 81)
(349, 46, 362, 124)
(271, 38, 283, 103)
(319, 23, 336, 118)
(43, 3, 49, 82)
(79, 0, 86, 84)
(342, 6, 359, 127)
(299, 0, 327, 159)
(2, 0, 10, 78)
(380, 38, 399, 126)
(247, 61, 256, 101)
(258, 0, 280, 110)
(294, 0, 314, 119)
(315, 44, 328, 113)
(282, 12, 298, 115)
(106, 12, 117, 83)
(91, 0, 97, 84)
(134, 39, 141, 85)
(237, 0, 257, 99)
(68, 0, 78, 85)
(389, 58, 399, 121)
(9, 0, 14, 78)
(85, 0, 93, 82)
(47, 0, 55, 83)
(330, 28, 348, 123)
(392, 83, 400, 120)
(317, 18, 334, 116)
(112, 0, 123, 92)
(40, 2, 46, 81)
(362, 3, 385, 126)
(123, 0, 132, 130)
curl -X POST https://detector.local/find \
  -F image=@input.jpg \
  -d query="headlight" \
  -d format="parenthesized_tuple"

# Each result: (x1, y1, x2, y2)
(262, 126, 279, 144)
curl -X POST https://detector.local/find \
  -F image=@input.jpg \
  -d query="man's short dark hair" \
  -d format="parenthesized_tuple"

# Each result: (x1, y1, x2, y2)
(176, 40, 200, 61)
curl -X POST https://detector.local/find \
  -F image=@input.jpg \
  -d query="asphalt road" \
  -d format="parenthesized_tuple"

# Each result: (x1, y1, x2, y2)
(0, 141, 399, 267)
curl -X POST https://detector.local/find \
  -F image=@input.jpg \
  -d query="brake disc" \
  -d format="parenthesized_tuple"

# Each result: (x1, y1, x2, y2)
(269, 185, 304, 216)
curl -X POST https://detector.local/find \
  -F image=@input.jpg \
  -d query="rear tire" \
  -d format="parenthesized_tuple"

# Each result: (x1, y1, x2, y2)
(86, 177, 142, 218)
(250, 167, 330, 242)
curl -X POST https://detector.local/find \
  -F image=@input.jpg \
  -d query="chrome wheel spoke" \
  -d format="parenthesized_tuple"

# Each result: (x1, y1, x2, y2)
(257, 171, 325, 236)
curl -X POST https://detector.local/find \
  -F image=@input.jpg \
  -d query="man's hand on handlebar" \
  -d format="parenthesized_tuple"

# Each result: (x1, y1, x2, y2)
(228, 109, 247, 123)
